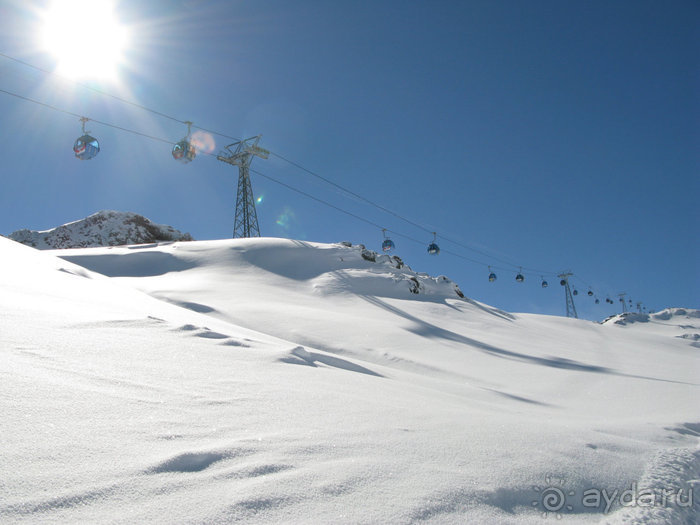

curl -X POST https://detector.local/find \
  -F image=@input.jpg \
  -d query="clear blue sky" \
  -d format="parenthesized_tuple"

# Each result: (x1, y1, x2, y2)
(1, 0, 697, 320)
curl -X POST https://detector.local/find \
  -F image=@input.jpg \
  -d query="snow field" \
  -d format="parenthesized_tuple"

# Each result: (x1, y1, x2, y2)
(1, 236, 698, 523)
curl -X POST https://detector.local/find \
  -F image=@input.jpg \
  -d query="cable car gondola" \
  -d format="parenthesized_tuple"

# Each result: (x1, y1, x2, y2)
(541, 277, 548, 288)
(381, 229, 395, 252)
(427, 232, 439, 255)
(73, 117, 99, 160)
(587, 289, 594, 297)
(515, 268, 525, 283)
(488, 266, 497, 282)
(172, 121, 196, 163)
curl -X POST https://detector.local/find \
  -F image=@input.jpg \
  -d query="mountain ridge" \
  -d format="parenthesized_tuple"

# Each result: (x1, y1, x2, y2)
(6, 210, 193, 249)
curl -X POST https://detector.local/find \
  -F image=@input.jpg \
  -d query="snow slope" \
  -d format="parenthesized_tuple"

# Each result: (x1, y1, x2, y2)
(6, 210, 193, 249)
(1, 236, 698, 524)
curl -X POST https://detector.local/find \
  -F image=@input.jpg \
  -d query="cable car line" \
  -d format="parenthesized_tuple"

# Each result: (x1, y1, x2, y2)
(0, 52, 566, 275)
(0, 86, 602, 281)
(0, 51, 242, 142)
(0, 86, 183, 146)
(270, 150, 544, 272)
(0, 81, 645, 310)
(0, 52, 560, 273)
(0, 73, 545, 272)
(0, 87, 169, 148)
(0, 85, 596, 276)
(251, 165, 490, 266)
(0, 51, 187, 126)
(0, 52, 662, 308)
(251, 166, 468, 265)
(3, 52, 452, 243)
(252, 165, 506, 267)
(269, 151, 434, 235)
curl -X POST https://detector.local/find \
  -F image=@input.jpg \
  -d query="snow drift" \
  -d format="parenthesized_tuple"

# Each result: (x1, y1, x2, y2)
(1, 236, 698, 524)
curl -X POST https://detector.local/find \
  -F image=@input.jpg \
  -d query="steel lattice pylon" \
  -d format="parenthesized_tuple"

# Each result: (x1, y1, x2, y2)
(216, 136, 269, 238)
(233, 164, 259, 238)
(617, 292, 628, 313)
(558, 272, 578, 319)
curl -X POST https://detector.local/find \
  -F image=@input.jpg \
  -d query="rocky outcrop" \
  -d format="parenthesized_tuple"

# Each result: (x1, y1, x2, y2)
(8, 211, 194, 249)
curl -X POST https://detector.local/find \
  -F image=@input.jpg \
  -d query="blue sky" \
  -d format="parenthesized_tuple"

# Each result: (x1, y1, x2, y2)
(0, 0, 697, 320)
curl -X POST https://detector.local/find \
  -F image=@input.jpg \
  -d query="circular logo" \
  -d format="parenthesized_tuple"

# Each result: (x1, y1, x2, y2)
(532, 476, 575, 518)
(540, 487, 567, 512)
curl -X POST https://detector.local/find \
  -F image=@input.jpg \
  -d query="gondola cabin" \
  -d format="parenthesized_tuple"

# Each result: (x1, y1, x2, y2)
(382, 239, 395, 252)
(515, 273, 525, 283)
(427, 242, 440, 255)
(172, 140, 196, 163)
(73, 134, 99, 160)
(541, 279, 548, 288)
(488, 271, 497, 282)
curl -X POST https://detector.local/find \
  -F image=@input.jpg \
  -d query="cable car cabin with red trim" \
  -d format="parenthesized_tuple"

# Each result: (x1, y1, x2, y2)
(73, 134, 99, 160)
(172, 140, 196, 163)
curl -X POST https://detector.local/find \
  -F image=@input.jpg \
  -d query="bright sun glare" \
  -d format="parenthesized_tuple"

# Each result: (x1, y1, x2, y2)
(41, 0, 128, 80)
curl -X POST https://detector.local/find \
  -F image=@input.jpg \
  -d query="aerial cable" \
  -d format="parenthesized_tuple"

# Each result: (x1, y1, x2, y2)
(270, 151, 560, 274)
(1, 83, 645, 306)
(0, 82, 582, 282)
(251, 167, 463, 255)
(0, 51, 241, 141)
(0, 52, 564, 274)
(0, 86, 179, 146)
(0, 83, 562, 275)
(251, 167, 389, 234)
(270, 150, 435, 235)
(0, 86, 83, 119)
(252, 168, 495, 266)
(0, 87, 170, 145)
(0, 54, 576, 274)
(271, 150, 537, 270)
(0, 52, 186, 125)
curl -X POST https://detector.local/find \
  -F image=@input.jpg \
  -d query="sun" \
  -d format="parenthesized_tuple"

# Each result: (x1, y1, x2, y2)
(40, 0, 128, 80)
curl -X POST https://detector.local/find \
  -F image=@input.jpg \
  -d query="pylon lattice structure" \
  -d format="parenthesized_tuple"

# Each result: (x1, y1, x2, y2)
(558, 272, 578, 319)
(216, 136, 269, 238)
(617, 293, 628, 313)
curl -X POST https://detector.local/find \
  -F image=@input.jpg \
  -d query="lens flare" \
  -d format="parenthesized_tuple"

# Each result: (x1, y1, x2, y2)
(190, 130, 216, 154)
(273, 207, 305, 238)
(275, 207, 296, 230)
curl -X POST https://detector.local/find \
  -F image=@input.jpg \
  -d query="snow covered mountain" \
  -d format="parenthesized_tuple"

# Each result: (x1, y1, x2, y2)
(1, 235, 698, 524)
(603, 309, 700, 348)
(6, 210, 193, 249)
